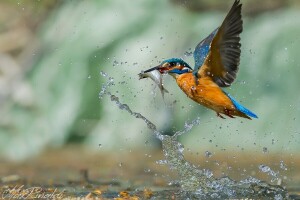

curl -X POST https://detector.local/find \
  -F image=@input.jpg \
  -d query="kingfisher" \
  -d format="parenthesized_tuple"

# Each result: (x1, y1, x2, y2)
(142, 0, 258, 119)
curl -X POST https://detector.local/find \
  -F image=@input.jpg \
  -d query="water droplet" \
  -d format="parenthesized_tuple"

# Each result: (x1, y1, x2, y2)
(205, 151, 212, 158)
(259, 164, 271, 173)
(144, 168, 151, 173)
(177, 143, 184, 153)
(262, 147, 268, 153)
(259, 164, 278, 178)
(274, 194, 283, 200)
(184, 51, 193, 57)
(100, 71, 108, 77)
(156, 160, 168, 165)
(279, 161, 287, 171)
(113, 60, 119, 66)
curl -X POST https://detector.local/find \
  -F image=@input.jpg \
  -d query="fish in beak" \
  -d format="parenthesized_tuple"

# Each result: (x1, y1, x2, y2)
(138, 67, 169, 99)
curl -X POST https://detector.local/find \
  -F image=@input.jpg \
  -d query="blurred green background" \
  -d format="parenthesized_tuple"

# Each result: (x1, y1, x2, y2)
(0, 0, 300, 161)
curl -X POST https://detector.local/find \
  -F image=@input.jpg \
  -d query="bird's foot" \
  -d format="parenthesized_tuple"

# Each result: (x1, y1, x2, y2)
(217, 113, 226, 119)
(224, 109, 235, 118)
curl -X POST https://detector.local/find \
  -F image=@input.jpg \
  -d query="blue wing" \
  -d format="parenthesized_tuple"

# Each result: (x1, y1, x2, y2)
(193, 0, 243, 87)
(192, 28, 218, 78)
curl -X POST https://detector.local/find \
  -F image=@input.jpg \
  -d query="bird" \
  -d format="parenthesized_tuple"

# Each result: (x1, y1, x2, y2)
(142, 0, 258, 119)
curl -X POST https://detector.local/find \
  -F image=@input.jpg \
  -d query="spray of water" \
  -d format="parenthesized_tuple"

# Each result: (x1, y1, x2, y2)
(99, 71, 288, 199)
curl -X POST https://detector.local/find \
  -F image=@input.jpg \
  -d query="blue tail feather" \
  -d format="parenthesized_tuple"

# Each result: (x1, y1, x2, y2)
(224, 91, 258, 119)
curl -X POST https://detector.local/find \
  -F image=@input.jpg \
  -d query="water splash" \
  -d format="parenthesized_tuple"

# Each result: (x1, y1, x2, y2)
(173, 117, 201, 137)
(259, 164, 279, 183)
(99, 71, 289, 199)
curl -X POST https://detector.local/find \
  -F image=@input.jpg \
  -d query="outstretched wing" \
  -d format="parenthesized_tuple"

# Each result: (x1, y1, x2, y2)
(193, 28, 218, 77)
(195, 0, 243, 87)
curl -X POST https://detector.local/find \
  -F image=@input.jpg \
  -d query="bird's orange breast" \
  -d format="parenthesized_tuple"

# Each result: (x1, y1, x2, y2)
(175, 73, 235, 113)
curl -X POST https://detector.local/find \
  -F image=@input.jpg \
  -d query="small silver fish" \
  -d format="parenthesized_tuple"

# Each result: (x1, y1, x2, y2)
(139, 69, 169, 99)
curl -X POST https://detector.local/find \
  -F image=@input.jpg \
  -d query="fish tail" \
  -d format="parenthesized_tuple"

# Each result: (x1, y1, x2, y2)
(159, 86, 169, 99)
(163, 87, 169, 94)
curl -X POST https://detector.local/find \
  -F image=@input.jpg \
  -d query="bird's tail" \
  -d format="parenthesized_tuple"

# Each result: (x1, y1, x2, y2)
(224, 91, 258, 119)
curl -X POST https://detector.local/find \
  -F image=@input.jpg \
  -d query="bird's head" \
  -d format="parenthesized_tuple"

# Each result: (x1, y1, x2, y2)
(144, 58, 192, 78)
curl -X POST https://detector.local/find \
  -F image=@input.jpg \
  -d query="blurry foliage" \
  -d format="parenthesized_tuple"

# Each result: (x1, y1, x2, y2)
(0, 0, 59, 52)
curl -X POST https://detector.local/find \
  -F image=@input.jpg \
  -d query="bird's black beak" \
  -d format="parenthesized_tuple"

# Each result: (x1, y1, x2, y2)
(143, 65, 160, 73)
(143, 65, 170, 74)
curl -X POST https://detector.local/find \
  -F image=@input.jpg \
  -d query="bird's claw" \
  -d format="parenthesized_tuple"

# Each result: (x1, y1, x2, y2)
(217, 113, 226, 119)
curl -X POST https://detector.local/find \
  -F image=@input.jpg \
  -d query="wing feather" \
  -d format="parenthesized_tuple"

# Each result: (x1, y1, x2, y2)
(192, 28, 218, 78)
(196, 0, 243, 87)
